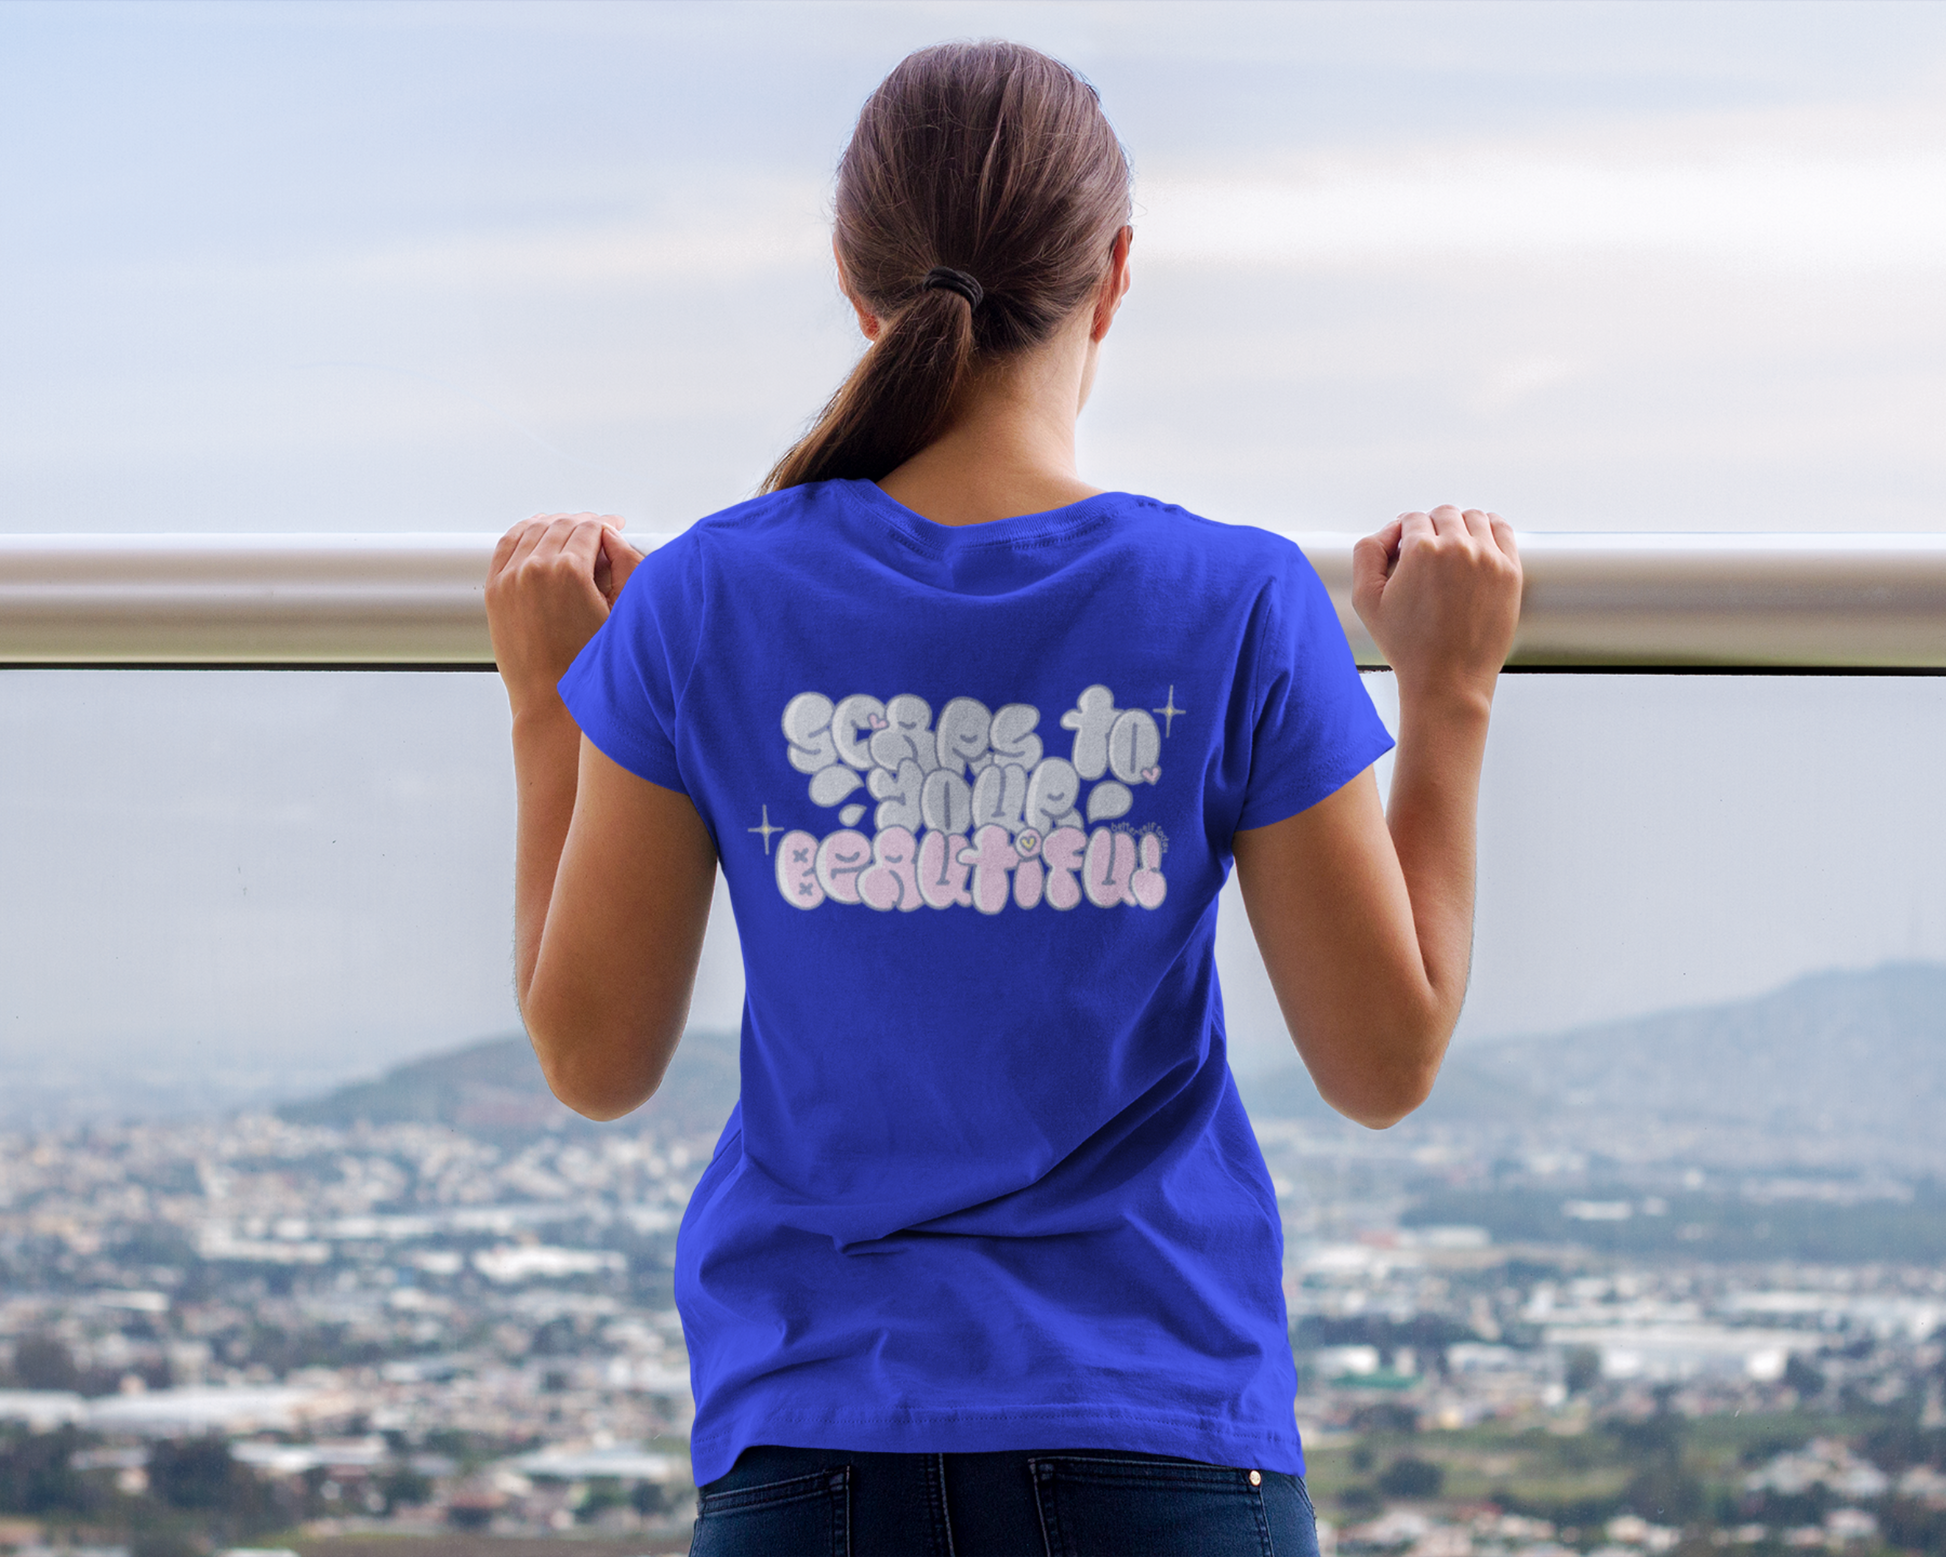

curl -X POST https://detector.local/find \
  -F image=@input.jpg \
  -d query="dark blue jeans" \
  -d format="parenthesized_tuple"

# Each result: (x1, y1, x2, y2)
(689, 1443, 1321, 1556)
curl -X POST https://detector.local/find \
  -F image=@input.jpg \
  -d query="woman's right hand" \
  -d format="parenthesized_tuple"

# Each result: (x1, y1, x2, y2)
(489, 512, 713, 1117)
(486, 512, 644, 716)
(1351, 505, 1522, 704)
(1234, 504, 1519, 1129)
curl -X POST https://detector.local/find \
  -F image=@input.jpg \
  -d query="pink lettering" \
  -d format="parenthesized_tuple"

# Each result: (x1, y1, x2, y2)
(775, 829, 825, 910)
(1083, 827, 1136, 908)
(1127, 831, 1167, 910)
(1042, 826, 1087, 910)
(858, 827, 923, 912)
(957, 824, 1019, 916)
(1013, 856, 1044, 910)
(916, 830, 973, 909)
(814, 829, 872, 904)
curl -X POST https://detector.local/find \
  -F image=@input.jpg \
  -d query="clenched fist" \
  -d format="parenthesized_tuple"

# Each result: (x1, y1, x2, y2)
(1352, 506, 1522, 704)
(486, 512, 645, 715)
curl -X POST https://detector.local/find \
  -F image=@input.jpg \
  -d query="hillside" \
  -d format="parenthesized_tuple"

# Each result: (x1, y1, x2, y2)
(279, 1025, 741, 1144)
(1238, 962, 1946, 1170)
(284, 962, 1946, 1172)
(1462, 961, 1945, 1132)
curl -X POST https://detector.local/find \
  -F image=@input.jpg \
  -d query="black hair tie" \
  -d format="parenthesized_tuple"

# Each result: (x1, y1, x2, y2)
(921, 266, 984, 309)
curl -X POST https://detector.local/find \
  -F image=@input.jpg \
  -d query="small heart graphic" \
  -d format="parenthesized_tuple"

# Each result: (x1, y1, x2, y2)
(1140, 766, 1161, 785)
(867, 714, 889, 729)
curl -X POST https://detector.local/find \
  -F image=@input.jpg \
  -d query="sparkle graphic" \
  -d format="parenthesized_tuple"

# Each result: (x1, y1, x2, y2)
(1152, 686, 1186, 737)
(748, 805, 782, 854)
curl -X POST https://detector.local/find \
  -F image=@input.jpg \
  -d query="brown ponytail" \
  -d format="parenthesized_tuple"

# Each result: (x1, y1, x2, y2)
(763, 41, 1132, 494)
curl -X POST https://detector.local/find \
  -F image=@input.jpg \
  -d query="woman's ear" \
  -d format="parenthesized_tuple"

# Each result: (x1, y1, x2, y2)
(834, 240, 882, 342)
(1091, 226, 1133, 342)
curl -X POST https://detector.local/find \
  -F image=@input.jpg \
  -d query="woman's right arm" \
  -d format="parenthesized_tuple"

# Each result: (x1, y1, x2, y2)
(1230, 505, 1521, 1129)
(488, 514, 719, 1122)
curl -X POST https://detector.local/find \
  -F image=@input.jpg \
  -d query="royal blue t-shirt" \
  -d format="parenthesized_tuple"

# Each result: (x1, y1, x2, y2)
(557, 478, 1392, 1486)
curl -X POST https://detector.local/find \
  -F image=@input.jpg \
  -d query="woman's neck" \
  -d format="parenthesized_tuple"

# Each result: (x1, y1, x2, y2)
(875, 316, 1102, 527)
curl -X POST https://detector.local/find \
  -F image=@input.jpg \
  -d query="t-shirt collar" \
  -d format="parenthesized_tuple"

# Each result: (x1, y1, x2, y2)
(840, 477, 1129, 556)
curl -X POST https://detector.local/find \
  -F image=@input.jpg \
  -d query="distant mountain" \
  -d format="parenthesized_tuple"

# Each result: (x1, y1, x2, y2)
(292, 963, 1946, 1169)
(279, 1026, 740, 1144)
(1238, 962, 1946, 1169)
(1460, 961, 1946, 1132)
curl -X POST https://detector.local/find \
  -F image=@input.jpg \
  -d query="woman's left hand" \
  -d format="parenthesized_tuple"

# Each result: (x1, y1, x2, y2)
(486, 512, 644, 714)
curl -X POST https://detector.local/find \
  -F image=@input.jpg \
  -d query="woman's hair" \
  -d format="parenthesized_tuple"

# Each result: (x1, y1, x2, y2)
(763, 40, 1132, 493)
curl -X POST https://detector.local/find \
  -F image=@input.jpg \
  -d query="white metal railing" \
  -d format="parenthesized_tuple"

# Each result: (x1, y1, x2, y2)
(0, 531, 1943, 669)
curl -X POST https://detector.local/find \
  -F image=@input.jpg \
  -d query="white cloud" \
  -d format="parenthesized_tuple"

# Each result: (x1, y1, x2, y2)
(1135, 107, 1946, 275)
(103, 178, 835, 296)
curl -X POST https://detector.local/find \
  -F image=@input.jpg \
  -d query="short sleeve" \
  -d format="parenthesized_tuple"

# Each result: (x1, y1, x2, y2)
(555, 536, 702, 798)
(1233, 546, 1395, 832)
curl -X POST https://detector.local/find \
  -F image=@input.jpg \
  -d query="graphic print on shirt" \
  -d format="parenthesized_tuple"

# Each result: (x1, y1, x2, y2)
(771, 685, 1174, 914)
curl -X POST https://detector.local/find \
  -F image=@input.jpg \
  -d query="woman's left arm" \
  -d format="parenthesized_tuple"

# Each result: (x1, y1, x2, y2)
(487, 514, 719, 1121)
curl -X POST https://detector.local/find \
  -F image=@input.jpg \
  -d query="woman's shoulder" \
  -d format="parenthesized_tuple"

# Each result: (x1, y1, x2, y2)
(630, 483, 844, 584)
(1107, 493, 1324, 577)
(662, 482, 831, 543)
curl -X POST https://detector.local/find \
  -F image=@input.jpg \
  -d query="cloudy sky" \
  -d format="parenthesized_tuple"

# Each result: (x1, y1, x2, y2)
(1, 1, 1942, 1119)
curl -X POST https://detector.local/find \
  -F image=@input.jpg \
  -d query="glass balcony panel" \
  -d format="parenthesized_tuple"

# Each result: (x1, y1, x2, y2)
(3, 668, 1939, 1129)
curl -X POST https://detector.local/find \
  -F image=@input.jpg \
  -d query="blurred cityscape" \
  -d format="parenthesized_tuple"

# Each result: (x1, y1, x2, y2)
(3, 964, 1944, 1557)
